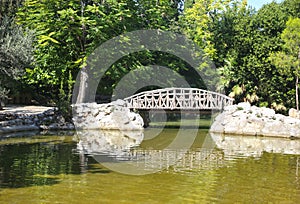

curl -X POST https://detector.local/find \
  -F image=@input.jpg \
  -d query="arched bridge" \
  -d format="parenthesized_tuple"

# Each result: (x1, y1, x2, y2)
(124, 88, 234, 110)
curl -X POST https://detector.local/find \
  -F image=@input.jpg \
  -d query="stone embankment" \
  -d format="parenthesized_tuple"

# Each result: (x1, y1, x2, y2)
(72, 100, 144, 130)
(210, 102, 300, 138)
(0, 106, 74, 134)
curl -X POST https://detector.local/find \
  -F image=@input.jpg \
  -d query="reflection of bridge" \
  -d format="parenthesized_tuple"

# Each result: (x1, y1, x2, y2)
(124, 88, 234, 110)
(76, 130, 226, 173)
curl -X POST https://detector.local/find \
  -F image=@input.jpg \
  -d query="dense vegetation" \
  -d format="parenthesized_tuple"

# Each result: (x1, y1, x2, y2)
(0, 0, 299, 116)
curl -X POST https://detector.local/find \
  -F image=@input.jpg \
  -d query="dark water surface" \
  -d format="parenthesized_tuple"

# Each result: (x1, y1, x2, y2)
(0, 129, 299, 203)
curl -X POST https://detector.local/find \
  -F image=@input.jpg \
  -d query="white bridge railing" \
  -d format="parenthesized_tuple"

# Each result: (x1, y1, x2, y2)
(124, 88, 234, 110)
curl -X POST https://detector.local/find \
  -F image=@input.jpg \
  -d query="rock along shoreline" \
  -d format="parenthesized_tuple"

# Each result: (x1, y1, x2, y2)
(210, 102, 300, 138)
(3, 101, 300, 138)
(0, 100, 144, 134)
(0, 106, 74, 134)
(72, 100, 144, 131)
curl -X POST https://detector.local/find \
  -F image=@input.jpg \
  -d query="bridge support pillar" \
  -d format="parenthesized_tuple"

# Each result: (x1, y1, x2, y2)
(138, 110, 150, 128)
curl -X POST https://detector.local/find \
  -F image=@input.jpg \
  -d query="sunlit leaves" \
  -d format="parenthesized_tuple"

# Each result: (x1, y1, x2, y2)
(281, 18, 300, 56)
(269, 17, 300, 110)
(38, 32, 60, 46)
(210, 0, 300, 109)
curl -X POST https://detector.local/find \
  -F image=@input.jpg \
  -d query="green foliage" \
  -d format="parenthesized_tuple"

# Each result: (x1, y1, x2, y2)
(0, 0, 23, 18)
(0, 16, 34, 107)
(269, 17, 300, 110)
(17, 0, 181, 108)
(259, 101, 268, 108)
(212, 0, 299, 110)
(9, 0, 300, 116)
(281, 18, 300, 56)
(0, 16, 34, 79)
(17, 0, 125, 113)
(180, 0, 240, 59)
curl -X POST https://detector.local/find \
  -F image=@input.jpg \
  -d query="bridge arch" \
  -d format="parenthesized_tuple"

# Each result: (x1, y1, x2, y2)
(124, 88, 234, 110)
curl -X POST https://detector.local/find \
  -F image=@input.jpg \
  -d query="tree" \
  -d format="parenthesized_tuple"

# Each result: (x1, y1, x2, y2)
(270, 18, 300, 110)
(76, 0, 181, 102)
(282, 0, 300, 18)
(17, 0, 181, 108)
(0, 0, 23, 19)
(0, 16, 34, 109)
(17, 0, 135, 114)
(180, 0, 241, 59)
(213, 0, 297, 111)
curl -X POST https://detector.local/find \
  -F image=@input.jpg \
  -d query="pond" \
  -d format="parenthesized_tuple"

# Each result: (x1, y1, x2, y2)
(0, 128, 299, 203)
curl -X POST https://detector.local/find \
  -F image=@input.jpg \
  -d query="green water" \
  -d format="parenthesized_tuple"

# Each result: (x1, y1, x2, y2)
(0, 129, 299, 203)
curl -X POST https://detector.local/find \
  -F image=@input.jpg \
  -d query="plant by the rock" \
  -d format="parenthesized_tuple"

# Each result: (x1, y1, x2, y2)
(0, 15, 34, 108)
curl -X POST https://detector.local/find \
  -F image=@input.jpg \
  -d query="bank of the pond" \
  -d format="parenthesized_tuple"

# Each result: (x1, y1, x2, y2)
(0, 106, 74, 134)
(210, 102, 300, 138)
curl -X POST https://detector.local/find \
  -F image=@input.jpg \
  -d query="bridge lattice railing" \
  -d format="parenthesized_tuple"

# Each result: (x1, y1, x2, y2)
(123, 88, 234, 110)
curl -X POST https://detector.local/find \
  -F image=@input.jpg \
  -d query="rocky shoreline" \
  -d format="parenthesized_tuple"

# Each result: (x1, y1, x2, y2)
(0, 106, 74, 134)
(210, 102, 300, 138)
(2, 102, 300, 138)
(0, 100, 144, 135)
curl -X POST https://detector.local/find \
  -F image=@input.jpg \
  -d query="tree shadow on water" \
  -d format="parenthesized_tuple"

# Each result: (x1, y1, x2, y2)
(0, 176, 60, 189)
(0, 135, 113, 190)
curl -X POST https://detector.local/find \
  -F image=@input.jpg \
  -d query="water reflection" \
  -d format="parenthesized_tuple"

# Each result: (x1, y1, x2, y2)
(211, 133, 300, 158)
(0, 134, 79, 189)
(76, 130, 144, 161)
(75, 129, 225, 174)
(1, 131, 300, 203)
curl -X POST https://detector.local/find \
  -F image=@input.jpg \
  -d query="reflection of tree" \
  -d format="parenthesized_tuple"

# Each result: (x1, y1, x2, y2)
(0, 137, 80, 188)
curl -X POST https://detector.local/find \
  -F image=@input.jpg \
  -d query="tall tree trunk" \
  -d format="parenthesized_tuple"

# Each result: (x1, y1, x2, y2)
(76, 0, 88, 104)
(297, 48, 300, 111)
(296, 75, 299, 111)
(0, 98, 4, 110)
(76, 68, 88, 104)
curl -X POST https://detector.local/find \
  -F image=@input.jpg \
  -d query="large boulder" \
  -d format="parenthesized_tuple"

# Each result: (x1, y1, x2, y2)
(72, 100, 144, 131)
(210, 102, 300, 138)
(289, 108, 300, 119)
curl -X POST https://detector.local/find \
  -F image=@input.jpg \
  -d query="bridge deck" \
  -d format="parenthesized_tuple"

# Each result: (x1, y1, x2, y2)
(124, 88, 234, 110)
